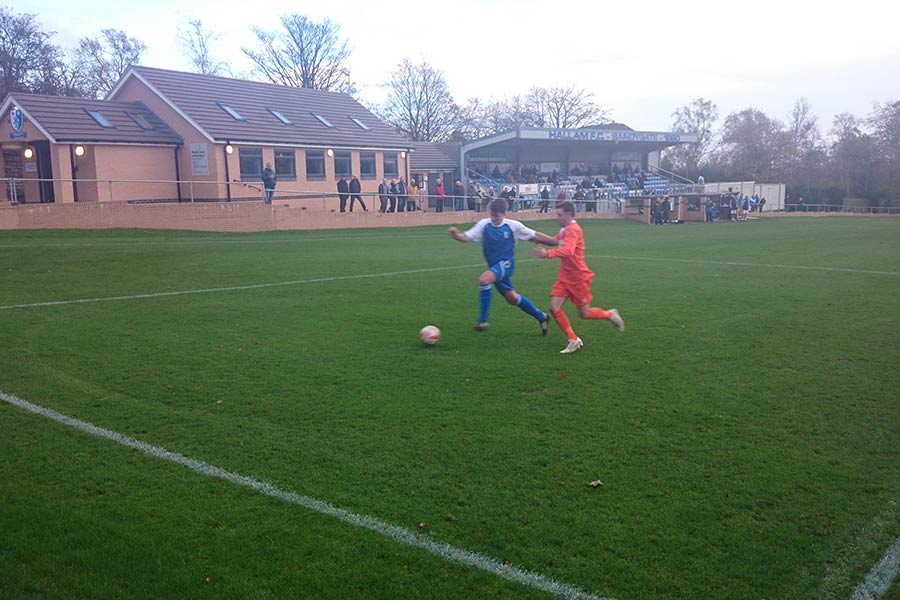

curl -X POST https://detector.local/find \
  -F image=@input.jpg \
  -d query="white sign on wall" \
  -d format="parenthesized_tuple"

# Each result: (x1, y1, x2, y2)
(190, 143, 209, 176)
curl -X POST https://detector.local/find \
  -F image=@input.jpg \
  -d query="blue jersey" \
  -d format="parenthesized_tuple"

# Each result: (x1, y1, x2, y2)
(464, 217, 536, 266)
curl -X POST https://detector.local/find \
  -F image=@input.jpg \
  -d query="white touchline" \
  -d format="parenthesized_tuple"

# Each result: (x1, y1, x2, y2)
(4, 255, 897, 312)
(0, 391, 611, 600)
(850, 536, 900, 600)
(0, 263, 483, 311)
(590, 255, 900, 277)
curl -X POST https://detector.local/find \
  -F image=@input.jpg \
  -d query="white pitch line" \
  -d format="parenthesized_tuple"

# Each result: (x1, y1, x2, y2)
(0, 263, 482, 311)
(590, 255, 900, 277)
(0, 391, 610, 600)
(850, 536, 900, 600)
(3, 255, 896, 312)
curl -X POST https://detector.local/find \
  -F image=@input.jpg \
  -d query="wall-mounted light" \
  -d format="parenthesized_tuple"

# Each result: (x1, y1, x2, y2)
(327, 148, 334, 157)
(225, 144, 234, 155)
(23, 147, 34, 159)
(400, 151, 407, 159)
(74, 145, 86, 157)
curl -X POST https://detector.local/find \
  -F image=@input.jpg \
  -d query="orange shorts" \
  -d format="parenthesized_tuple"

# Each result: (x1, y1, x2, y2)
(551, 276, 593, 307)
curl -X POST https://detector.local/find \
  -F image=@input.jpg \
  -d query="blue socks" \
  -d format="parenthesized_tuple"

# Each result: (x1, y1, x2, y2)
(478, 284, 492, 323)
(479, 285, 546, 324)
(515, 294, 546, 322)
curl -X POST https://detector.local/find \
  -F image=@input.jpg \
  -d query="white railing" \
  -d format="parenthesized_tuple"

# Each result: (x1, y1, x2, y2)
(1, 176, 627, 214)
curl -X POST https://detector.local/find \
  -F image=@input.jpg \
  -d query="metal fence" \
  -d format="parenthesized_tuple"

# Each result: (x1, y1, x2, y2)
(1, 176, 625, 215)
(782, 204, 900, 215)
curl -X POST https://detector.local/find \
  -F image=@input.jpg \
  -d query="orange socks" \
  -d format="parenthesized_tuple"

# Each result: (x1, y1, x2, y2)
(586, 307, 611, 320)
(552, 309, 577, 341)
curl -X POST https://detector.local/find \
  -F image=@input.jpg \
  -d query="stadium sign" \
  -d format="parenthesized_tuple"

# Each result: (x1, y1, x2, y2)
(526, 129, 698, 143)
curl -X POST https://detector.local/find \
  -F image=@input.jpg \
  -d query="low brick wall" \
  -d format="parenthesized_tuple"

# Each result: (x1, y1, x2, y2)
(0, 201, 625, 232)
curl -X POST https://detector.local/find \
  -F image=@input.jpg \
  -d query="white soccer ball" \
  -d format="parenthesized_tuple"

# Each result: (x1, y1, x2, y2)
(419, 325, 441, 346)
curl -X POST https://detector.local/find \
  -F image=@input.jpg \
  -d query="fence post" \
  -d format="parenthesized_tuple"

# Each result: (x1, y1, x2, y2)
(190, 180, 194, 203)
(108, 180, 114, 202)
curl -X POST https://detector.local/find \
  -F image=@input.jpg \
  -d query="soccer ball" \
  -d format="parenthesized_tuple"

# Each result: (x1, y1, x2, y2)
(419, 325, 441, 346)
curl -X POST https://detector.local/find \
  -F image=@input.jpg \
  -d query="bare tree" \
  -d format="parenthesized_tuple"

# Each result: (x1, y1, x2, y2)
(867, 101, 900, 204)
(74, 28, 146, 98)
(524, 85, 607, 129)
(663, 97, 719, 179)
(0, 7, 61, 98)
(716, 108, 784, 181)
(378, 58, 457, 142)
(242, 13, 354, 93)
(177, 18, 228, 76)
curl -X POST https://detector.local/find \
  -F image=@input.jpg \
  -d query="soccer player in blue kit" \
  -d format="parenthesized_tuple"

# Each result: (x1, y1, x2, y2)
(448, 198, 560, 332)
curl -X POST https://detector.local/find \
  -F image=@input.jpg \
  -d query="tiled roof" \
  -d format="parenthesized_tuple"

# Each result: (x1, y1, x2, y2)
(120, 66, 410, 150)
(5, 93, 183, 145)
(409, 142, 459, 170)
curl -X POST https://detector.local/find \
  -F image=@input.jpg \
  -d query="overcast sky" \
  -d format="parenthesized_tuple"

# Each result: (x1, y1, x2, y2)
(25, 0, 900, 133)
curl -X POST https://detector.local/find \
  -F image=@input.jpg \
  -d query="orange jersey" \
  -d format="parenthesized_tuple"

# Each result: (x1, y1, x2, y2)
(546, 220, 594, 286)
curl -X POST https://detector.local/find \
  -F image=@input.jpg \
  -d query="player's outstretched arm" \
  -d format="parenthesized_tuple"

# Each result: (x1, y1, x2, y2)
(448, 227, 469, 243)
(530, 231, 560, 246)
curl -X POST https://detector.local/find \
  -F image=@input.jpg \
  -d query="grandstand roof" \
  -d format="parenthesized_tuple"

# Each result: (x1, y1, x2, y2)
(109, 66, 410, 150)
(462, 126, 698, 154)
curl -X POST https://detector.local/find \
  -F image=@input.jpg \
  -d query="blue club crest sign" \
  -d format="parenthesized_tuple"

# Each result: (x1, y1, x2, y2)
(10, 107, 27, 138)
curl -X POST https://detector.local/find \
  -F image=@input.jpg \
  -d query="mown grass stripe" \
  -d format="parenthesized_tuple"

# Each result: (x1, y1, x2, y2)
(0, 391, 611, 600)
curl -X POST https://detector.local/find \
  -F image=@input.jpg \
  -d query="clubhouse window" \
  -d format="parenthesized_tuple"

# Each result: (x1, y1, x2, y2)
(306, 150, 325, 180)
(383, 152, 398, 178)
(238, 147, 263, 181)
(333, 151, 352, 177)
(274, 150, 296, 181)
(359, 152, 376, 179)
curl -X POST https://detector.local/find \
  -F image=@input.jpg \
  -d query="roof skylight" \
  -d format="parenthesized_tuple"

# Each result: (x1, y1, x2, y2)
(218, 102, 245, 121)
(312, 112, 335, 128)
(350, 116, 370, 131)
(86, 109, 115, 128)
(268, 108, 292, 124)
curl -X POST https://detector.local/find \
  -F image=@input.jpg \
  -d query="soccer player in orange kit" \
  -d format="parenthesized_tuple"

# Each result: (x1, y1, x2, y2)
(532, 201, 624, 354)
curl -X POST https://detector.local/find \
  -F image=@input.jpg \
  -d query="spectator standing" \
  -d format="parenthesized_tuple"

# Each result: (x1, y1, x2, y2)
(539, 186, 551, 213)
(261, 162, 276, 204)
(397, 177, 408, 212)
(337, 175, 349, 213)
(434, 179, 446, 213)
(454, 180, 466, 211)
(348, 175, 366, 212)
(388, 180, 398, 213)
(407, 179, 420, 211)
(467, 182, 479, 211)
(378, 178, 389, 213)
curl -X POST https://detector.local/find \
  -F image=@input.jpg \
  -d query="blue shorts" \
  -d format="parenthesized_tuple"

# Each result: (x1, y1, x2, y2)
(488, 260, 515, 294)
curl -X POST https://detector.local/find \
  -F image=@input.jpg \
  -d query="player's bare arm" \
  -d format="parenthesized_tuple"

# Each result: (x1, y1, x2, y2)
(530, 231, 560, 246)
(448, 227, 468, 242)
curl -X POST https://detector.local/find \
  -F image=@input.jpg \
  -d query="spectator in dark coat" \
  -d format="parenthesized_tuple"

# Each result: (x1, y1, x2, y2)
(348, 175, 366, 212)
(337, 175, 350, 212)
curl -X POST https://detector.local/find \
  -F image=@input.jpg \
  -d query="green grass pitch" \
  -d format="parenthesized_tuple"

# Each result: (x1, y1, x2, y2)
(1, 216, 898, 599)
